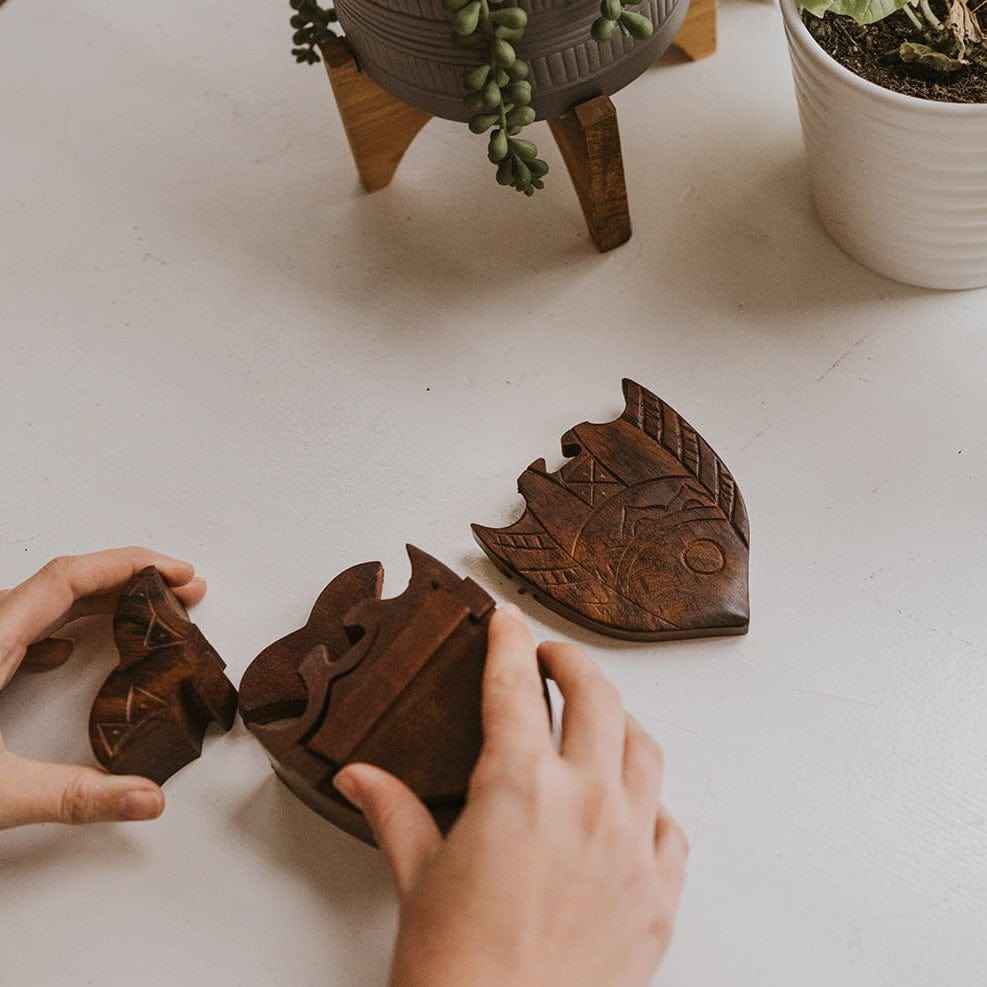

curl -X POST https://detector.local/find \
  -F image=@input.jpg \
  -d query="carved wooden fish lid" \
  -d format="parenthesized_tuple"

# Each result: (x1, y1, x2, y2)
(473, 379, 750, 641)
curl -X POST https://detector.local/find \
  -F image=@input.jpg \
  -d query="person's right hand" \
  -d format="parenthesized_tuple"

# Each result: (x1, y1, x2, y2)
(334, 604, 689, 987)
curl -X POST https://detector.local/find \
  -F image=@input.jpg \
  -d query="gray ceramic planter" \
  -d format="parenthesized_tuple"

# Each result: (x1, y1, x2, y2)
(333, 0, 689, 121)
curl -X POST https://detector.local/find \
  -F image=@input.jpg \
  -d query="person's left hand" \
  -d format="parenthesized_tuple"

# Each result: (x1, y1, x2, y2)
(0, 547, 206, 830)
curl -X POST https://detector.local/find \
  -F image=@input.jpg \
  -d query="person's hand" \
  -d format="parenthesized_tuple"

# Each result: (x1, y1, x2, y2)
(0, 547, 206, 830)
(333, 605, 689, 987)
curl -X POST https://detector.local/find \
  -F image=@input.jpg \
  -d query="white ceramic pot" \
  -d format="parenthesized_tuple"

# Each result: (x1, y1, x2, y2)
(780, 0, 987, 290)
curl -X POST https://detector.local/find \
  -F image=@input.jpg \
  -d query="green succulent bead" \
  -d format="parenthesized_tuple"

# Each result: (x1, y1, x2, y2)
(464, 64, 490, 90)
(453, 1, 482, 36)
(469, 112, 500, 134)
(619, 10, 653, 38)
(505, 105, 535, 128)
(509, 138, 538, 161)
(491, 38, 516, 67)
(591, 16, 616, 41)
(502, 81, 532, 105)
(489, 6, 528, 28)
(488, 129, 509, 162)
(481, 79, 502, 109)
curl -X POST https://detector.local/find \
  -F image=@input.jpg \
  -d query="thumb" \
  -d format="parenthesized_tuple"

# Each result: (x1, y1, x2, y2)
(0, 749, 164, 829)
(334, 763, 442, 898)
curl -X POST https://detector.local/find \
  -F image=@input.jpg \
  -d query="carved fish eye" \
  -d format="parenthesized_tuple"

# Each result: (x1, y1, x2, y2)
(681, 539, 725, 575)
(144, 613, 183, 650)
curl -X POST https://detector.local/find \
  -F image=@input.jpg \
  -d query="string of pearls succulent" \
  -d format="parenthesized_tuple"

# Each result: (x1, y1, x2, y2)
(289, 0, 338, 65)
(444, 0, 549, 196)
(288, 1, 656, 195)
(591, 0, 655, 43)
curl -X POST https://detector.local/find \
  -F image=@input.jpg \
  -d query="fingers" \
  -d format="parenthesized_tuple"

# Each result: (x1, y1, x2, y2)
(480, 606, 552, 754)
(334, 763, 442, 900)
(0, 749, 164, 830)
(536, 640, 625, 774)
(0, 549, 200, 673)
(172, 576, 207, 609)
(622, 714, 664, 816)
(20, 638, 75, 672)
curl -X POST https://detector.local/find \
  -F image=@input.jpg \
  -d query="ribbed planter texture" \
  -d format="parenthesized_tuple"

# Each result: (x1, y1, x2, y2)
(781, 0, 987, 290)
(333, 0, 689, 121)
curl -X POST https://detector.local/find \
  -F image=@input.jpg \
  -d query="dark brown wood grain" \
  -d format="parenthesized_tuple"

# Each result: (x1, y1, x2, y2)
(89, 567, 237, 784)
(240, 547, 521, 844)
(473, 379, 750, 641)
(320, 36, 432, 193)
(547, 96, 631, 253)
(673, 0, 717, 61)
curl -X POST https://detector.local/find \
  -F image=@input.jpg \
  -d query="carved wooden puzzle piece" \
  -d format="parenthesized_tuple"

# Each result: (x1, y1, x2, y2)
(90, 566, 238, 784)
(240, 547, 515, 844)
(473, 379, 750, 641)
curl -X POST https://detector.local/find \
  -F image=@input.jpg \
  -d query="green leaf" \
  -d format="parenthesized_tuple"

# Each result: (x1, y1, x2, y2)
(817, 0, 910, 24)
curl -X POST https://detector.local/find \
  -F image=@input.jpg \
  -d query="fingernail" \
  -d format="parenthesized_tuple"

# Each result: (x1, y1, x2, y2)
(332, 770, 362, 810)
(500, 603, 523, 619)
(119, 788, 164, 821)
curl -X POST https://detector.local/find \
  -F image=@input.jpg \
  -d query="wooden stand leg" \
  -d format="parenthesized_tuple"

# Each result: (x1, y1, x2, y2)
(320, 37, 432, 192)
(548, 96, 631, 254)
(672, 0, 717, 61)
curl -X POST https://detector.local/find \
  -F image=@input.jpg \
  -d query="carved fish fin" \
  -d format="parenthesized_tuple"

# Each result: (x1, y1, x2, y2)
(621, 378, 749, 547)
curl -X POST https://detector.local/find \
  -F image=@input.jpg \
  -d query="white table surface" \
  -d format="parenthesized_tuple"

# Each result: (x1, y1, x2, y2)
(2, 1, 985, 984)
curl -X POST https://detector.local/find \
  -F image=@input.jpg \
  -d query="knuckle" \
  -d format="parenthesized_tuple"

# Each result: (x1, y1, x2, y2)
(41, 556, 71, 581)
(469, 748, 543, 800)
(485, 663, 530, 697)
(60, 772, 98, 825)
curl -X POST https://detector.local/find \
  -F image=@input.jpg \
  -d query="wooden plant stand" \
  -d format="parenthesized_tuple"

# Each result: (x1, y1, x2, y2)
(320, 0, 716, 253)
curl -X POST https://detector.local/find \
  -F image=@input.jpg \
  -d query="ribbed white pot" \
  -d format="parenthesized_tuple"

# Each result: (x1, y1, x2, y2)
(780, 0, 987, 290)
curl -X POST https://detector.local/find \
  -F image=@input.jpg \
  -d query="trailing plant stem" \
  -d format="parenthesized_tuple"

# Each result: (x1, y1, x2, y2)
(903, 2, 924, 29)
(917, 0, 942, 27)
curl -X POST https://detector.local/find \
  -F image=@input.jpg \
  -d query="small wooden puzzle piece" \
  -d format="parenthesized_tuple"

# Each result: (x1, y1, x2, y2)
(240, 547, 508, 843)
(89, 566, 237, 785)
(473, 379, 750, 641)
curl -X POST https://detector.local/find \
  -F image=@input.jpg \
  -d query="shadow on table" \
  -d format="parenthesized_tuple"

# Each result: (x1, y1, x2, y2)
(231, 771, 395, 982)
